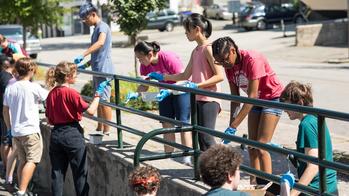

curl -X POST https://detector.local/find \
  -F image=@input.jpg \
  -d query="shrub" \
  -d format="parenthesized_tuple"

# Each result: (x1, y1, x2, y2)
(80, 80, 158, 111)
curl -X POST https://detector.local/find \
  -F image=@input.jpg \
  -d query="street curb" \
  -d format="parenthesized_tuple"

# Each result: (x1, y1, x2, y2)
(327, 58, 349, 64)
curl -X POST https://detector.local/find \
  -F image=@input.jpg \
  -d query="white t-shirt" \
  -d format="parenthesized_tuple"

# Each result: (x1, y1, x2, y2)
(3, 80, 48, 137)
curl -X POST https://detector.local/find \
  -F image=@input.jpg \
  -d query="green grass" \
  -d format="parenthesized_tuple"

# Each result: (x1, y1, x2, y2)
(81, 80, 159, 111)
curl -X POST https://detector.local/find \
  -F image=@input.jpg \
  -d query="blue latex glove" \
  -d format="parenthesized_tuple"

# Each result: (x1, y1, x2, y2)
(125, 92, 139, 103)
(183, 81, 198, 88)
(267, 142, 283, 148)
(74, 55, 84, 64)
(281, 171, 295, 188)
(96, 79, 112, 96)
(156, 89, 171, 102)
(222, 127, 237, 144)
(148, 72, 164, 81)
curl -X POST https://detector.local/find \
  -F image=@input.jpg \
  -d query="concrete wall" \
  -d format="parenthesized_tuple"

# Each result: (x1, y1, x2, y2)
(296, 19, 348, 46)
(33, 121, 205, 196)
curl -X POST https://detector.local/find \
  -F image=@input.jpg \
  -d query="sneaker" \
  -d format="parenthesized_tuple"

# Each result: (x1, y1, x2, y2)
(13, 191, 28, 196)
(13, 191, 34, 196)
(182, 156, 193, 167)
(103, 131, 111, 136)
(4, 181, 17, 193)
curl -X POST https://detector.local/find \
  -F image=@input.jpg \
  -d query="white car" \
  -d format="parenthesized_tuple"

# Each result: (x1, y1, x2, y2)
(0, 25, 42, 59)
(204, 4, 233, 20)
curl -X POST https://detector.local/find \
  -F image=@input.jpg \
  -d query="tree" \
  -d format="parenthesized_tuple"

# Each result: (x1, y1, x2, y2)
(110, 0, 167, 76)
(0, 0, 68, 50)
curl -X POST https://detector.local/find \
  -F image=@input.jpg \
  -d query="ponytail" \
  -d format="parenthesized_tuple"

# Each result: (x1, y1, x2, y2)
(134, 41, 161, 55)
(183, 13, 212, 38)
(45, 67, 56, 89)
(45, 61, 77, 89)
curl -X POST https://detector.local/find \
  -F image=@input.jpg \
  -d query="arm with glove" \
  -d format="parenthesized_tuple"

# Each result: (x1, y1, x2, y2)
(86, 79, 112, 115)
(280, 171, 295, 196)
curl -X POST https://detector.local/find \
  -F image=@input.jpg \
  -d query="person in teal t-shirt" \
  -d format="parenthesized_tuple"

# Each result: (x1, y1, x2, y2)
(280, 81, 338, 196)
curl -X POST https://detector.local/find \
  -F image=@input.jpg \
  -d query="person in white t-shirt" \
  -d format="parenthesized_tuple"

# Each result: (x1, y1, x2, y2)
(3, 58, 48, 196)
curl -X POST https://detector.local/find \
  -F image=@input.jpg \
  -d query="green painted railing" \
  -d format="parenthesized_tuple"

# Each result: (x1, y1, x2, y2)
(38, 63, 349, 196)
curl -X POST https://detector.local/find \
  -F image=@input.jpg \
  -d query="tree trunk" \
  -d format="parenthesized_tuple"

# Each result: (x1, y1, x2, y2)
(130, 34, 139, 77)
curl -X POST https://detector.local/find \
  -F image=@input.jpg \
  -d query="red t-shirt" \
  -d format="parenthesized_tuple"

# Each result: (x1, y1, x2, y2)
(45, 86, 89, 125)
(225, 50, 283, 100)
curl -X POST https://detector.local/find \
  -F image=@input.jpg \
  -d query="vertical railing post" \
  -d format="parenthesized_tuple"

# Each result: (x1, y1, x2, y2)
(317, 115, 327, 194)
(190, 93, 200, 180)
(114, 77, 123, 149)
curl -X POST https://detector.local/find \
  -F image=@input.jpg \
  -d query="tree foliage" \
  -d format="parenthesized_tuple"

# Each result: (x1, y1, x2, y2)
(0, 0, 68, 48)
(111, 0, 167, 40)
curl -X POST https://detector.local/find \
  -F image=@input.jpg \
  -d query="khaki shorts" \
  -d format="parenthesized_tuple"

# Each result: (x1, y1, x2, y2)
(14, 133, 43, 163)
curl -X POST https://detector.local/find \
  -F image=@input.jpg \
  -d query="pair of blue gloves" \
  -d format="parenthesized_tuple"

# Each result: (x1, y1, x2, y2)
(125, 90, 172, 103)
(126, 72, 198, 102)
(74, 55, 111, 95)
(147, 72, 198, 88)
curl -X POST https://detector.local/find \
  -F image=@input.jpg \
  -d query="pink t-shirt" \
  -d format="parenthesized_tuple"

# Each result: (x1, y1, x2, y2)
(191, 44, 221, 105)
(140, 51, 183, 84)
(225, 50, 283, 100)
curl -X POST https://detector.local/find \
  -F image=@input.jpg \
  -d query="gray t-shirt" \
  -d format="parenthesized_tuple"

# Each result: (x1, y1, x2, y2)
(91, 21, 114, 74)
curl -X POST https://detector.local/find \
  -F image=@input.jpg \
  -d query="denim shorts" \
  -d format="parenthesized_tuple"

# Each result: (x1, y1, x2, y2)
(93, 76, 112, 101)
(159, 93, 190, 123)
(251, 98, 282, 117)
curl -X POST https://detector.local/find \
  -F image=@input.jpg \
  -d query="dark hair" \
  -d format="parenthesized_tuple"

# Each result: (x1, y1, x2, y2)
(0, 54, 14, 70)
(15, 57, 37, 78)
(79, 2, 98, 19)
(183, 13, 212, 38)
(134, 41, 161, 55)
(45, 61, 77, 89)
(212, 36, 241, 65)
(199, 144, 242, 188)
(129, 166, 161, 195)
(280, 80, 313, 107)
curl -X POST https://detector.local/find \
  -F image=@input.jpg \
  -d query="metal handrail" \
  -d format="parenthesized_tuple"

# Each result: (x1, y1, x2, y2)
(38, 62, 348, 196)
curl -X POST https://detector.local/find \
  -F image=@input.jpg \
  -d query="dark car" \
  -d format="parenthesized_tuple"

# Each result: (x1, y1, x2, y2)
(239, 2, 305, 31)
(146, 9, 180, 32)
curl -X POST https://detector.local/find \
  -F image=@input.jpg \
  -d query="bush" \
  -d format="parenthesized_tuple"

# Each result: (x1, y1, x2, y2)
(80, 80, 158, 111)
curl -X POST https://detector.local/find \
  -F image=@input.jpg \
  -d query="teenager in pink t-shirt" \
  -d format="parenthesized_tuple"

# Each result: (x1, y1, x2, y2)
(212, 36, 283, 184)
(127, 41, 192, 165)
(148, 14, 224, 151)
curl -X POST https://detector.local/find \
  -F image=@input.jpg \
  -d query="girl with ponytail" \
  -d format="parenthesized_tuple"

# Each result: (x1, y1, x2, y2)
(45, 61, 110, 195)
(147, 13, 224, 152)
(128, 41, 192, 165)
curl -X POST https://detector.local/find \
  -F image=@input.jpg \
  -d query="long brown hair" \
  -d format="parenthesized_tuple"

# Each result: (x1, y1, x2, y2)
(46, 61, 77, 89)
(280, 80, 313, 106)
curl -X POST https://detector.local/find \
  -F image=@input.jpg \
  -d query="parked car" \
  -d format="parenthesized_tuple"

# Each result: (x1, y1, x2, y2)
(204, 4, 233, 20)
(146, 9, 180, 32)
(0, 25, 42, 58)
(239, 2, 305, 31)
